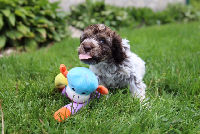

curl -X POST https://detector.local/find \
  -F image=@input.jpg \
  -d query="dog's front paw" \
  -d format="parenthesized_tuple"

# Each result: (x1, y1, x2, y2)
(131, 90, 145, 101)
(130, 81, 146, 101)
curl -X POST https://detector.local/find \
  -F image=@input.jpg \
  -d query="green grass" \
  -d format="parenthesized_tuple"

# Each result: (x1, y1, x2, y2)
(0, 22, 200, 133)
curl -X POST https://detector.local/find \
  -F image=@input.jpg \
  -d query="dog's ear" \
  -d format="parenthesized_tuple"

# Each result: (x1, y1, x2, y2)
(111, 32, 126, 64)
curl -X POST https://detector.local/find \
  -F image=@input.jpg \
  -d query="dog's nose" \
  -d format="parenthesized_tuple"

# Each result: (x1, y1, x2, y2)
(83, 44, 92, 52)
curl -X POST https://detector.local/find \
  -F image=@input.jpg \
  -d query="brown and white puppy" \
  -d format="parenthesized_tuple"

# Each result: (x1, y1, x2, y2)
(78, 24, 146, 100)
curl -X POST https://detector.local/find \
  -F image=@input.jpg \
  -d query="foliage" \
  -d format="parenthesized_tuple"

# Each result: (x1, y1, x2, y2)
(191, 0, 200, 10)
(160, 4, 200, 23)
(68, 0, 131, 30)
(68, 0, 200, 30)
(127, 7, 159, 25)
(128, 4, 200, 25)
(0, 0, 68, 50)
(0, 22, 200, 133)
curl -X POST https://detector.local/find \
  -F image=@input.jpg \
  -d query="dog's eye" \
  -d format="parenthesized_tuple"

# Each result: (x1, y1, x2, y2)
(99, 38, 106, 44)
(72, 88, 75, 91)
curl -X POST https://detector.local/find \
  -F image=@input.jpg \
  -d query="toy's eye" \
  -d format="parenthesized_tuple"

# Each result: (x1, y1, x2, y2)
(72, 88, 75, 91)
(82, 92, 85, 94)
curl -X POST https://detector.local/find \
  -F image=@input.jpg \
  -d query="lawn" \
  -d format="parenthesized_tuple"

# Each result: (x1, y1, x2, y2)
(0, 22, 200, 133)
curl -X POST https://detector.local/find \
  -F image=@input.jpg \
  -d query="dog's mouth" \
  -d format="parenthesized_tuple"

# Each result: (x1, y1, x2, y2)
(78, 54, 99, 65)
(79, 54, 92, 60)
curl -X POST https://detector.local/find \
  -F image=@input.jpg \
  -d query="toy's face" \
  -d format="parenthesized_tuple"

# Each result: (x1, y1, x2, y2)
(66, 85, 90, 103)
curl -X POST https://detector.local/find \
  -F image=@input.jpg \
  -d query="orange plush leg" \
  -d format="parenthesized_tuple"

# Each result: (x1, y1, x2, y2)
(54, 107, 71, 122)
(96, 85, 109, 95)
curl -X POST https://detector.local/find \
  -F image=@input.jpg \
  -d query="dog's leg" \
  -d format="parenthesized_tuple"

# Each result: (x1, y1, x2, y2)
(129, 75, 146, 101)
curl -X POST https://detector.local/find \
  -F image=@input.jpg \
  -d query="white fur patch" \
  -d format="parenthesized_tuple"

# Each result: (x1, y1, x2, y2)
(89, 39, 146, 100)
(98, 24, 106, 30)
(83, 38, 98, 47)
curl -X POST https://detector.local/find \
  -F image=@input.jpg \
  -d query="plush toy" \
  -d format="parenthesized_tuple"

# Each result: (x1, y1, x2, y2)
(54, 64, 108, 122)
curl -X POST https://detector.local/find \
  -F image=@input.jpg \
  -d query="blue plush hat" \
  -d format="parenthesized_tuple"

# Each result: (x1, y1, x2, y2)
(67, 67, 98, 95)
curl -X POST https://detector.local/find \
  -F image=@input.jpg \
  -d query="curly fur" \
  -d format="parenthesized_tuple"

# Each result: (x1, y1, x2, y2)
(78, 24, 146, 100)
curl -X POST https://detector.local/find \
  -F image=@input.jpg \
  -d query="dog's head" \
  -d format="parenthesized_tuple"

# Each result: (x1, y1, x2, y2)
(78, 24, 126, 65)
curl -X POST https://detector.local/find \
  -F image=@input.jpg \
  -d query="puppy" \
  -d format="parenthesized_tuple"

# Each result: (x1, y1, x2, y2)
(78, 24, 146, 100)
